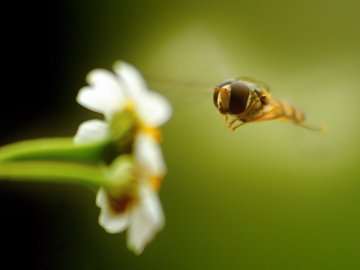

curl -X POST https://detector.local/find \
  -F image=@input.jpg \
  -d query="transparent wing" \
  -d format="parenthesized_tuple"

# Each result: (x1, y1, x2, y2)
(146, 76, 214, 110)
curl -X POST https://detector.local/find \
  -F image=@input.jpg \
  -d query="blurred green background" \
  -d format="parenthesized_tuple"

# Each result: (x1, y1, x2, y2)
(1, 0, 360, 269)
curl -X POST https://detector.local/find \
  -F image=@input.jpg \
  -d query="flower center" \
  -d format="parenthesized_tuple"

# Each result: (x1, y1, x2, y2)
(109, 194, 135, 213)
(124, 99, 163, 142)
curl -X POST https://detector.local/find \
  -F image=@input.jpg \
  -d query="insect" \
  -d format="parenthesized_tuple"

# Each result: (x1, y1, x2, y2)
(213, 77, 323, 131)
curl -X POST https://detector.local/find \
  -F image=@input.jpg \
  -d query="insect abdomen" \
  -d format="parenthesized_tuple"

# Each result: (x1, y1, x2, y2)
(278, 100, 306, 124)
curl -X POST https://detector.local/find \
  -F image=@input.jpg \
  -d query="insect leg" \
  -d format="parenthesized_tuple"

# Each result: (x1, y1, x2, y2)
(227, 116, 240, 129)
(231, 121, 245, 131)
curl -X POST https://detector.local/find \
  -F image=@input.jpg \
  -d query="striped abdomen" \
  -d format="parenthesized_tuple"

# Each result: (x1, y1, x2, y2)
(277, 99, 306, 124)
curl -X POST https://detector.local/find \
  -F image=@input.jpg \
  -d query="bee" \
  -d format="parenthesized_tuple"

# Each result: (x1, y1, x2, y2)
(213, 78, 323, 131)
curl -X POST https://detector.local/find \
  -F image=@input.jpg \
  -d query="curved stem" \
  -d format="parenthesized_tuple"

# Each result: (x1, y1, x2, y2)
(0, 137, 109, 162)
(0, 161, 109, 189)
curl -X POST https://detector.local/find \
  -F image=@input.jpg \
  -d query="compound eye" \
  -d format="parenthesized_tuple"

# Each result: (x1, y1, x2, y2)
(213, 88, 220, 107)
(216, 78, 236, 88)
(229, 81, 250, 114)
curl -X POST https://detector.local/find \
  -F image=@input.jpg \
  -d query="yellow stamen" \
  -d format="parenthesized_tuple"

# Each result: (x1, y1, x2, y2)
(124, 99, 163, 142)
(124, 100, 135, 112)
(150, 175, 163, 191)
(139, 125, 163, 143)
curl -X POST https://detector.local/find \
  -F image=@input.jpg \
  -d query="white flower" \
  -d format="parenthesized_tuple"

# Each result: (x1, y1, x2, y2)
(74, 61, 170, 254)
(96, 182, 164, 254)
(96, 133, 165, 254)
(76, 61, 171, 129)
(73, 61, 172, 146)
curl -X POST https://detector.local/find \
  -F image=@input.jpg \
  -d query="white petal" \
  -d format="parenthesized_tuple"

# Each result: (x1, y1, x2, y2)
(77, 86, 111, 117)
(127, 183, 165, 254)
(135, 133, 166, 176)
(113, 61, 148, 98)
(136, 91, 172, 127)
(77, 69, 125, 119)
(96, 188, 130, 233)
(74, 120, 109, 145)
(86, 69, 121, 89)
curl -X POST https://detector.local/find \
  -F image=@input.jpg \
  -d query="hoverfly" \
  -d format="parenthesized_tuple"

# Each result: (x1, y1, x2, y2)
(213, 77, 323, 131)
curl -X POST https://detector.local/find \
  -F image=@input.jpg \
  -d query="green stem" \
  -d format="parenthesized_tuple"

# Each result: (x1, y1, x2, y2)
(0, 160, 109, 188)
(0, 137, 109, 162)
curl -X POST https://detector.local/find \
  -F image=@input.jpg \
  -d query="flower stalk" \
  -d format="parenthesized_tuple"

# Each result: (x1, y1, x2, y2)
(0, 137, 110, 162)
(0, 160, 109, 189)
